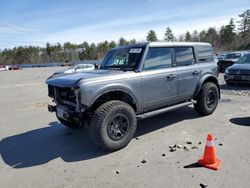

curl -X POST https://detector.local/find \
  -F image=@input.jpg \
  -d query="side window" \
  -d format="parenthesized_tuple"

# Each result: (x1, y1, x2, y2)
(77, 65, 85, 69)
(175, 47, 194, 66)
(143, 47, 172, 70)
(197, 46, 213, 63)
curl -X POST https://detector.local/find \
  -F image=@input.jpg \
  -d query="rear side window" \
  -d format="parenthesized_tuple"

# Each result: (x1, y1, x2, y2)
(175, 47, 194, 66)
(197, 46, 213, 63)
(143, 47, 172, 70)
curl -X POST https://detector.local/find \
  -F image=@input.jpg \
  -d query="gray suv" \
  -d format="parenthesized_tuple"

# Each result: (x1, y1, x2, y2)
(47, 42, 220, 151)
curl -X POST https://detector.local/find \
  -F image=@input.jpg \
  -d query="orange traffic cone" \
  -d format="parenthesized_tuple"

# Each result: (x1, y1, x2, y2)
(198, 134, 221, 170)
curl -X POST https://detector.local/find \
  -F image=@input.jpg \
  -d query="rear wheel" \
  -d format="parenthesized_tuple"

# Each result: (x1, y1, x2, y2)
(89, 100, 137, 151)
(194, 82, 219, 116)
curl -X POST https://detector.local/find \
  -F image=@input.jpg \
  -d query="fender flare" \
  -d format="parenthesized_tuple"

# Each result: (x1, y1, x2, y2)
(193, 74, 220, 99)
(89, 88, 139, 110)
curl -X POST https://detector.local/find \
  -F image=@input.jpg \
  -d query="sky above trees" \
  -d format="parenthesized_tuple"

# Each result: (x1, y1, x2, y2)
(1, 8, 250, 66)
(0, 0, 249, 48)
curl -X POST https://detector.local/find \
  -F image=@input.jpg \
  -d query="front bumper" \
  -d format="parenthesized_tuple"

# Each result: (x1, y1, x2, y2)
(48, 104, 82, 122)
(224, 74, 250, 83)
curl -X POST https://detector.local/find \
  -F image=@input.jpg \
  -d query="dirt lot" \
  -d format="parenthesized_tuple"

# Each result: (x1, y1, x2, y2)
(0, 68, 250, 188)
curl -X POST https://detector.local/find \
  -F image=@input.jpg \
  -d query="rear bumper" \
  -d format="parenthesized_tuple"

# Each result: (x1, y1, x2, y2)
(224, 74, 250, 83)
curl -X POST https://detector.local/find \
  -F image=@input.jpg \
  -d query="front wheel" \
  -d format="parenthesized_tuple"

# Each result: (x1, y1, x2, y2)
(89, 100, 137, 151)
(194, 82, 219, 116)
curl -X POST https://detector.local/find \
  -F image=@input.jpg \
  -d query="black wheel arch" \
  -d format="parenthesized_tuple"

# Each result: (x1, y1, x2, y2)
(89, 89, 138, 114)
(194, 74, 220, 99)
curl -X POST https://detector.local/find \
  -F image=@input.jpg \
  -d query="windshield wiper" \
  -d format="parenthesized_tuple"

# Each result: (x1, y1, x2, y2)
(120, 67, 135, 71)
(104, 65, 120, 69)
(104, 65, 136, 71)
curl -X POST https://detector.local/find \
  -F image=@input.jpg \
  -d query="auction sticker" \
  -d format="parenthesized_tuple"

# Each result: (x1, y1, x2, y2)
(129, 48, 142, 53)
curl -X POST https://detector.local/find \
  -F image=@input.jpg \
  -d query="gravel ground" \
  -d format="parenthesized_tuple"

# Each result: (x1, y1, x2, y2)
(219, 73, 250, 97)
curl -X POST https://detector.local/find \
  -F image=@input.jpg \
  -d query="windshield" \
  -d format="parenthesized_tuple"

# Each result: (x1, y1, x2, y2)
(101, 47, 144, 70)
(226, 53, 241, 59)
(237, 54, 250, 64)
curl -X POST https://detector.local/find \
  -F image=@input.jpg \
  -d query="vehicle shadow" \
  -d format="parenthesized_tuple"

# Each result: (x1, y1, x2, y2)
(0, 107, 200, 169)
(0, 122, 107, 169)
(136, 106, 200, 136)
(230, 117, 250, 126)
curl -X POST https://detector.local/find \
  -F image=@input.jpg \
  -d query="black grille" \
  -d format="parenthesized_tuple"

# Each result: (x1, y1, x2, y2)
(57, 87, 76, 104)
(48, 85, 54, 97)
(228, 70, 250, 75)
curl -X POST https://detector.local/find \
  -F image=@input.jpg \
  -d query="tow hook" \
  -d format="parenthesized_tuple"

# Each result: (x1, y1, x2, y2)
(48, 105, 56, 112)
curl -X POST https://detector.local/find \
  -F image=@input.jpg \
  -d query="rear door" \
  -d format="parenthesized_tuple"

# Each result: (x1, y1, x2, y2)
(174, 47, 200, 101)
(140, 47, 178, 112)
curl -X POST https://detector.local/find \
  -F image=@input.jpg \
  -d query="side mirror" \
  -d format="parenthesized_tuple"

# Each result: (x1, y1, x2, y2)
(94, 63, 100, 69)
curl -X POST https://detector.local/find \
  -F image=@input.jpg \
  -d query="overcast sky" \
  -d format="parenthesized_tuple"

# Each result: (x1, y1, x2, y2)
(0, 0, 249, 48)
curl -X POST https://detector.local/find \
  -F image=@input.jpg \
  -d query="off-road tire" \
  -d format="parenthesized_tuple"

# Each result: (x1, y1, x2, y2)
(89, 100, 137, 151)
(194, 82, 219, 116)
(57, 115, 80, 128)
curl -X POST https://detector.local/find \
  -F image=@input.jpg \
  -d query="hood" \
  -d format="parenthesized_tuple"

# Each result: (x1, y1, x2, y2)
(63, 69, 75, 74)
(46, 69, 124, 87)
(228, 63, 250, 71)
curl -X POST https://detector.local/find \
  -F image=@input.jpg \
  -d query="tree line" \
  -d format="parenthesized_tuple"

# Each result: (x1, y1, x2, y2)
(0, 9, 250, 65)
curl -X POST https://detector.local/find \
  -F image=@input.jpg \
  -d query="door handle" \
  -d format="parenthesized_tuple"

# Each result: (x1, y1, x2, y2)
(167, 74, 176, 81)
(193, 71, 200, 75)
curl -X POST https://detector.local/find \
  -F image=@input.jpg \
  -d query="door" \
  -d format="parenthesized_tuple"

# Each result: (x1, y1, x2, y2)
(174, 47, 200, 101)
(140, 47, 178, 112)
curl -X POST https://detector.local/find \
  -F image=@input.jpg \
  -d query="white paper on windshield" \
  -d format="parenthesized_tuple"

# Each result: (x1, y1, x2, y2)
(129, 48, 142, 53)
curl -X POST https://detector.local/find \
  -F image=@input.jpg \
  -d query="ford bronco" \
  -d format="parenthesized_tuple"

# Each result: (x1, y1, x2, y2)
(47, 42, 220, 151)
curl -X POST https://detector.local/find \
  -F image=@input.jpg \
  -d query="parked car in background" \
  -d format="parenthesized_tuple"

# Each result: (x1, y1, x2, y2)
(218, 53, 227, 60)
(9, 65, 22, 70)
(224, 53, 250, 85)
(217, 52, 247, 72)
(53, 64, 95, 75)
(0, 65, 21, 71)
(0, 65, 6, 71)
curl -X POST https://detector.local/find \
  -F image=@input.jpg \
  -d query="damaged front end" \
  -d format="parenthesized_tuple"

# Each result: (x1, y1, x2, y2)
(47, 81, 87, 125)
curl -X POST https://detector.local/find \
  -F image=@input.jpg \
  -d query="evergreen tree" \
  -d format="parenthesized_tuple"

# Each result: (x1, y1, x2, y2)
(118, 37, 129, 46)
(109, 41, 117, 48)
(78, 42, 89, 60)
(97, 40, 110, 59)
(129, 39, 137, 44)
(46, 42, 52, 56)
(199, 30, 207, 42)
(191, 30, 199, 41)
(89, 43, 98, 60)
(220, 19, 236, 50)
(205, 27, 220, 50)
(164, 27, 174, 41)
(184, 31, 191, 41)
(237, 9, 250, 38)
(146, 30, 158, 41)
